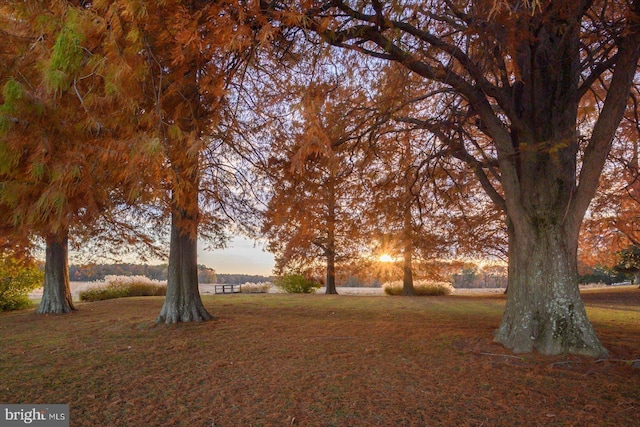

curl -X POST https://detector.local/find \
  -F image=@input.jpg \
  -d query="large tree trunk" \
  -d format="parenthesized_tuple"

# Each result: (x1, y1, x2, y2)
(157, 208, 212, 323)
(495, 220, 607, 356)
(37, 232, 74, 314)
(494, 130, 608, 356)
(491, 9, 638, 357)
(157, 175, 212, 323)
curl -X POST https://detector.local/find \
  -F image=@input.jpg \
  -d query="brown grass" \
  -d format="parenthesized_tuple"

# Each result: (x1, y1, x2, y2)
(1, 288, 639, 426)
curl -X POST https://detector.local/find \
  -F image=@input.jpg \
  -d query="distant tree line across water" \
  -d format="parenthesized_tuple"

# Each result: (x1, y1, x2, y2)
(66, 261, 633, 288)
(215, 274, 275, 285)
(69, 264, 273, 284)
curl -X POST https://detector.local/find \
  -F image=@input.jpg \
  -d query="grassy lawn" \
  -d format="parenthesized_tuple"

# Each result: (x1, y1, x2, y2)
(1, 288, 639, 426)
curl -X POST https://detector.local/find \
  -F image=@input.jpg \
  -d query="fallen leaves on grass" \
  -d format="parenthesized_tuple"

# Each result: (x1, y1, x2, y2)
(0, 290, 638, 426)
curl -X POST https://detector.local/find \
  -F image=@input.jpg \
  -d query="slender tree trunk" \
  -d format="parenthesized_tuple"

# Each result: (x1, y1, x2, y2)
(401, 245, 415, 296)
(37, 231, 74, 314)
(401, 203, 415, 296)
(157, 192, 212, 323)
(325, 177, 338, 295)
(495, 219, 607, 357)
(157, 208, 212, 323)
(401, 144, 416, 296)
(325, 248, 337, 294)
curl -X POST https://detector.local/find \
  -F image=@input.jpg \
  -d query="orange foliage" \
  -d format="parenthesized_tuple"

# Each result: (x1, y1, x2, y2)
(0, 1, 151, 247)
(580, 91, 640, 268)
(262, 79, 371, 278)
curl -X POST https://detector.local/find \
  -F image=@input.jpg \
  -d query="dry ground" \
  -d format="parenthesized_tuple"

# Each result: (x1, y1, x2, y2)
(2, 287, 639, 426)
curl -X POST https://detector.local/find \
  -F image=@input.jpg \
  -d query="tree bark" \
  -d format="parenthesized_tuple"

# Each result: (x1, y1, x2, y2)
(401, 204, 415, 296)
(325, 248, 337, 294)
(157, 198, 212, 324)
(491, 10, 639, 357)
(289, 0, 640, 356)
(325, 176, 338, 295)
(401, 245, 415, 296)
(495, 217, 607, 356)
(37, 232, 74, 314)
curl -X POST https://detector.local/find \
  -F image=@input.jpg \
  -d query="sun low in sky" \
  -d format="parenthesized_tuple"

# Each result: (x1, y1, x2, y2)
(378, 254, 394, 263)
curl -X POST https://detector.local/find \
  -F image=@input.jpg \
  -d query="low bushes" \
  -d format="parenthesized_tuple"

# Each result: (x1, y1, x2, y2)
(79, 275, 166, 302)
(0, 255, 43, 311)
(383, 280, 454, 296)
(240, 282, 272, 293)
(275, 274, 321, 294)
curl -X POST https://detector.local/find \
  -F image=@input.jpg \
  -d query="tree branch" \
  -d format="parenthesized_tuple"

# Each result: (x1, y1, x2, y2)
(572, 29, 640, 232)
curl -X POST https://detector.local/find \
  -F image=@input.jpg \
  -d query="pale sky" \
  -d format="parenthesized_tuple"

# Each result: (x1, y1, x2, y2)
(64, 235, 275, 276)
(198, 236, 275, 276)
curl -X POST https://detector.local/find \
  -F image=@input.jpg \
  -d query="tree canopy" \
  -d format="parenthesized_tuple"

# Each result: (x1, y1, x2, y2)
(1, 1, 639, 357)
(258, 0, 640, 356)
(0, 1, 156, 313)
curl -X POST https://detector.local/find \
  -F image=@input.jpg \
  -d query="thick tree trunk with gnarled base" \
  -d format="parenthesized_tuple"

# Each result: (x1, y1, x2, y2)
(156, 211, 212, 324)
(495, 223, 607, 357)
(37, 233, 74, 314)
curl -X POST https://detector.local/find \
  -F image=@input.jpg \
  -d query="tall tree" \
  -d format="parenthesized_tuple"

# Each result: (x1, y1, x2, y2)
(364, 128, 439, 295)
(97, 0, 259, 322)
(265, 0, 640, 356)
(363, 63, 503, 294)
(0, 1, 150, 313)
(262, 82, 371, 293)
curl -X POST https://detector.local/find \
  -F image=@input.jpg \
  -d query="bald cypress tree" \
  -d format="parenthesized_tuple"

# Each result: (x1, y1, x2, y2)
(96, 0, 262, 322)
(0, 2, 153, 313)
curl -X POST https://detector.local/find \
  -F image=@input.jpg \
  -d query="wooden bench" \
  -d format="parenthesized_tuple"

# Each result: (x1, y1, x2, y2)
(214, 284, 242, 294)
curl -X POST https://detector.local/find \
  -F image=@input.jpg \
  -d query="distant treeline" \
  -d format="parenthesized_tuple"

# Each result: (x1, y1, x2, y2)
(452, 272, 507, 289)
(216, 274, 274, 285)
(69, 263, 273, 284)
(69, 263, 217, 283)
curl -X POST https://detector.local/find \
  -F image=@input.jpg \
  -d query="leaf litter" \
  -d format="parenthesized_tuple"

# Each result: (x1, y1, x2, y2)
(0, 288, 638, 426)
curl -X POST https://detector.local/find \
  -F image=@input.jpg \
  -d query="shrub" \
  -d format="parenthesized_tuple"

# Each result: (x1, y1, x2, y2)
(383, 280, 454, 296)
(0, 255, 43, 311)
(240, 282, 271, 293)
(275, 274, 321, 294)
(79, 275, 166, 302)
